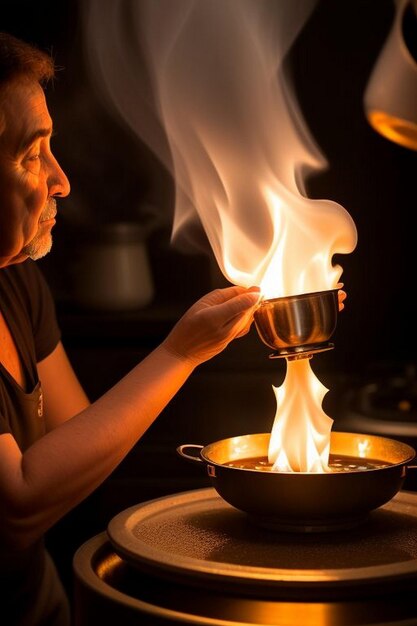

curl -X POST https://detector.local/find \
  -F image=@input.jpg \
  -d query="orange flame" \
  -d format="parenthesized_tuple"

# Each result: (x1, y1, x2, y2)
(269, 359, 333, 472)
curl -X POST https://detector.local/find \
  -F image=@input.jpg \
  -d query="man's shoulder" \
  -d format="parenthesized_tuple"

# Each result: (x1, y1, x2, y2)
(1, 259, 43, 280)
(0, 259, 47, 301)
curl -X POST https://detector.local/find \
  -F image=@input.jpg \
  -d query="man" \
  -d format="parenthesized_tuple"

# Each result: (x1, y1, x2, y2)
(0, 32, 347, 625)
(0, 33, 262, 625)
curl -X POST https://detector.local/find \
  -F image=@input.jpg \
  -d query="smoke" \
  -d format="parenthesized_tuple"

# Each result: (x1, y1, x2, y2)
(82, 0, 357, 297)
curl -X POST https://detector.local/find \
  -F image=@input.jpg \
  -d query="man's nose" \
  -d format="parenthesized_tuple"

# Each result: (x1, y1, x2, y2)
(48, 155, 71, 198)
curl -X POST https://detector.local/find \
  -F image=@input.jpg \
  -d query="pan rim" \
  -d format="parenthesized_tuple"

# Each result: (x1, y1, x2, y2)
(200, 431, 416, 475)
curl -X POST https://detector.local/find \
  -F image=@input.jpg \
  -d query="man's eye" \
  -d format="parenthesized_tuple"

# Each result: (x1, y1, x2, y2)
(23, 153, 41, 175)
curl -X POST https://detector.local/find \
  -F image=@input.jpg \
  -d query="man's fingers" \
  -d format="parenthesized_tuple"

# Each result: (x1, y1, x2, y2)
(217, 290, 261, 322)
(338, 289, 347, 312)
(201, 285, 260, 307)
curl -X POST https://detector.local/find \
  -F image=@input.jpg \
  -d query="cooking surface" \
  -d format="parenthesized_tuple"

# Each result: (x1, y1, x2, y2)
(107, 487, 417, 597)
(74, 535, 417, 626)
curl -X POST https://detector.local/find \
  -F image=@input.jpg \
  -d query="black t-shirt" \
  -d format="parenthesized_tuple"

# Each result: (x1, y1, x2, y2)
(0, 260, 70, 626)
(0, 259, 61, 449)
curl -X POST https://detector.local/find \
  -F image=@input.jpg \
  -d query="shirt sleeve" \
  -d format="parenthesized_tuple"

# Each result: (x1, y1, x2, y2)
(23, 261, 62, 362)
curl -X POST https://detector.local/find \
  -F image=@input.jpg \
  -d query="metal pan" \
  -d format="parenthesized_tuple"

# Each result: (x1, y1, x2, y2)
(177, 432, 416, 532)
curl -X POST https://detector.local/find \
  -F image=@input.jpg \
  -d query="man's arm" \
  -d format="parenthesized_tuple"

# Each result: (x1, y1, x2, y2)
(0, 286, 260, 550)
(37, 342, 90, 430)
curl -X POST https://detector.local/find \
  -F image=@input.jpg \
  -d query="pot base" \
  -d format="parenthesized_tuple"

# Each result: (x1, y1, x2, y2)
(269, 341, 334, 359)
(249, 512, 368, 533)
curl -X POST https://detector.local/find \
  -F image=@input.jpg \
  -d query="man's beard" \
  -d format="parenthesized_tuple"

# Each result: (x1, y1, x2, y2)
(22, 230, 53, 260)
(22, 198, 56, 261)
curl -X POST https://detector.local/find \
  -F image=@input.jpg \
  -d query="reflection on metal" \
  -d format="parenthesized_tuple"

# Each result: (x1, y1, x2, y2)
(367, 110, 417, 150)
(95, 552, 123, 580)
(364, 0, 417, 149)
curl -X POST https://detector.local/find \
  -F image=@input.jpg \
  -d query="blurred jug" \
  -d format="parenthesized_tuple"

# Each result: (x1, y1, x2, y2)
(73, 222, 154, 311)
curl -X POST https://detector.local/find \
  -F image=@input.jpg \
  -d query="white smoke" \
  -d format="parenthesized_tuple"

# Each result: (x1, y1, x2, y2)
(82, 0, 357, 297)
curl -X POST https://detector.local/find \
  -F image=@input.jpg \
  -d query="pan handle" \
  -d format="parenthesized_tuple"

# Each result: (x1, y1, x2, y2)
(176, 444, 204, 463)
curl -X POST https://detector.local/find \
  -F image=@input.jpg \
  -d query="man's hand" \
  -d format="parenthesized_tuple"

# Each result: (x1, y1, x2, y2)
(337, 282, 347, 311)
(162, 285, 261, 366)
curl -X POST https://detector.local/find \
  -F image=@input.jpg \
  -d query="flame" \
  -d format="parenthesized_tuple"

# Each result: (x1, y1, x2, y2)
(269, 359, 333, 472)
(83, 0, 357, 295)
(83, 0, 358, 473)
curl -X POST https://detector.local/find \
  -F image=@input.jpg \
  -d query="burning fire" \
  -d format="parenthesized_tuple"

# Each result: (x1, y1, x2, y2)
(269, 359, 333, 472)
(84, 0, 358, 473)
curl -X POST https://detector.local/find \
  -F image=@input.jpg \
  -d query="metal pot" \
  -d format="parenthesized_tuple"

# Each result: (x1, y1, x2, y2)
(177, 432, 416, 532)
(253, 289, 338, 358)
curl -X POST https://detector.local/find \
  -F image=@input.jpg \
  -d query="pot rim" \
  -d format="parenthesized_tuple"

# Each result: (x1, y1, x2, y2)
(199, 432, 416, 475)
(256, 288, 338, 306)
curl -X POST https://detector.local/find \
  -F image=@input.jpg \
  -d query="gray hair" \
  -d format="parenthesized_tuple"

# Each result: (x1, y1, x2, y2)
(0, 32, 54, 87)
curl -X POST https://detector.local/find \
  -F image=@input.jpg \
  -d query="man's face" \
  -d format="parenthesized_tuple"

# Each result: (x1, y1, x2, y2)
(0, 78, 70, 267)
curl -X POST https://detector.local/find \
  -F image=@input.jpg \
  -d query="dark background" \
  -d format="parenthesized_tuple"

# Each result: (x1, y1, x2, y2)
(2, 0, 417, 597)
(2, 0, 415, 370)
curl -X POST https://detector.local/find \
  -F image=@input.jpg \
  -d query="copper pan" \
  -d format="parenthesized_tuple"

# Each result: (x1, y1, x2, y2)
(177, 432, 416, 532)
